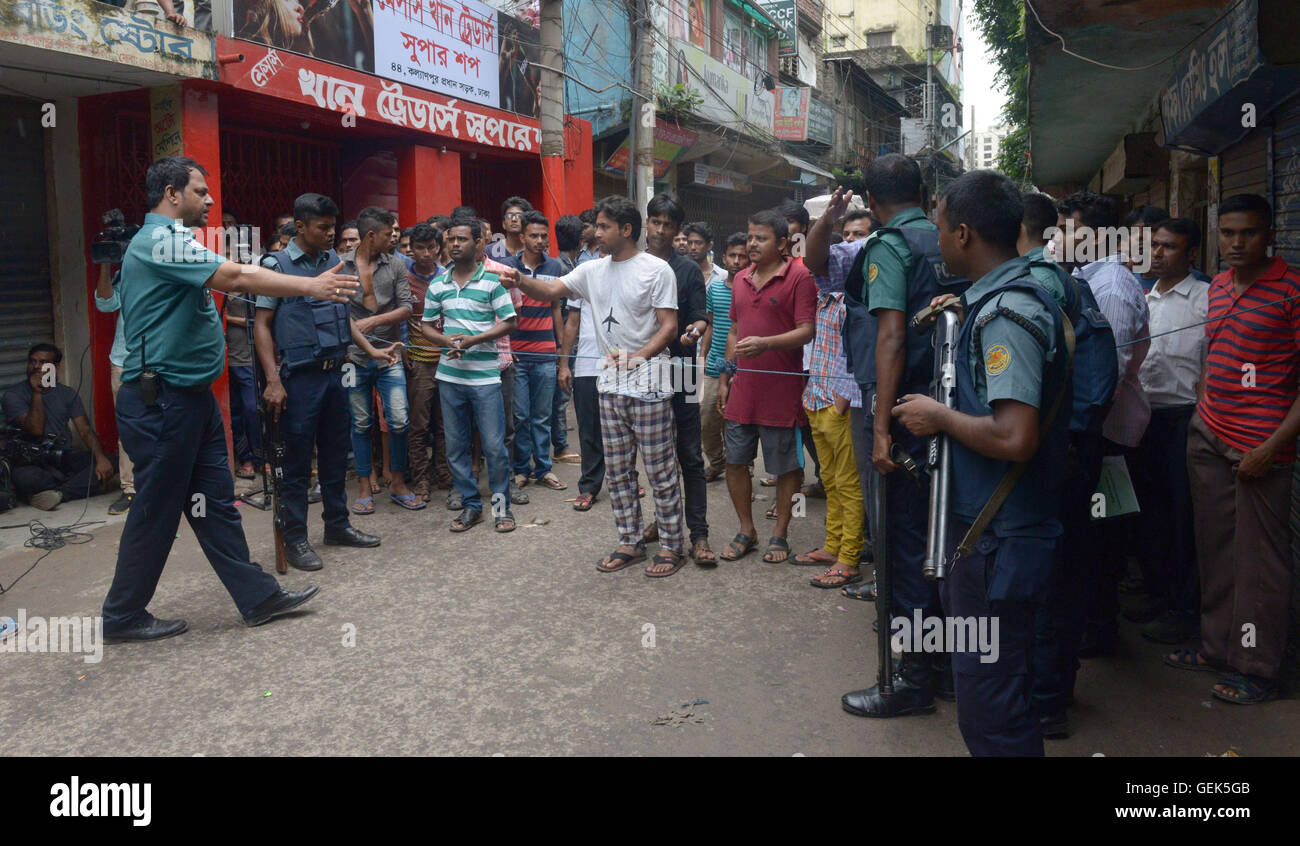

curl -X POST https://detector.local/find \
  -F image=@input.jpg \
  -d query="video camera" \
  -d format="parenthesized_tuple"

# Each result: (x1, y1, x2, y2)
(0, 423, 65, 469)
(90, 209, 140, 264)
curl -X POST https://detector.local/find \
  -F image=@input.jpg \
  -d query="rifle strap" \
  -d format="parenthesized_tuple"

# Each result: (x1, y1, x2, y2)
(954, 304, 1075, 560)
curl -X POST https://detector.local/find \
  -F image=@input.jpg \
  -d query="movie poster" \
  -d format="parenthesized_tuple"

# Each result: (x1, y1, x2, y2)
(497, 10, 540, 118)
(233, 0, 376, 72)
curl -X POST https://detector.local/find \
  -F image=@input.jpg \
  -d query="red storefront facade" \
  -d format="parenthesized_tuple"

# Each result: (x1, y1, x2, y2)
(76, 34, 594, 450)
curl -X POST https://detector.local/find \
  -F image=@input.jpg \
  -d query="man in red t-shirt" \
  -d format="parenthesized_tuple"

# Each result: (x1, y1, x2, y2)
(1174, 193, 1300, 705)
(717, 209, 817, 564)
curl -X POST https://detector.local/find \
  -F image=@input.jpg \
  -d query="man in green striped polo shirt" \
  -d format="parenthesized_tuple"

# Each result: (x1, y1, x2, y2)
(420, 217, 519, 532)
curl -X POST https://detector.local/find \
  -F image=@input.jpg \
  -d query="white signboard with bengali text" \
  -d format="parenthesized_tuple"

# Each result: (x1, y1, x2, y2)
(372, 0, 499, 110)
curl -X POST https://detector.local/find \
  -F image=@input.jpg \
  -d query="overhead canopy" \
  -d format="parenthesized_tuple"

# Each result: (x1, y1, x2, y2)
(779, 152, 834, 179)
(1025, 0, 1227, 188)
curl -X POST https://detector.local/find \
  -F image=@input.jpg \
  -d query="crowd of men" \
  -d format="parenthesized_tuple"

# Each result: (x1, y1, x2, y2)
(5, 151, 1297, 758)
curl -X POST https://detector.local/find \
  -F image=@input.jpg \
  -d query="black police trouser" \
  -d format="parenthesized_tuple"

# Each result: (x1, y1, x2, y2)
(942, 520, 1044, 757)
(102, 382, 279, 630)
(1032, 431, 1104, 716)
(281, 365, 351, 545)
(672, 389, 708, 542)
(12, 449, 97, 503)
(864, 398, 940, 623)
(573, 376, 605, 496)
(1131, 405, 1199, 617)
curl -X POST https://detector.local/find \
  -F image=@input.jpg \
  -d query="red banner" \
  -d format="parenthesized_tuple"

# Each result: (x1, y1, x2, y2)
(219, 36, 542, 154)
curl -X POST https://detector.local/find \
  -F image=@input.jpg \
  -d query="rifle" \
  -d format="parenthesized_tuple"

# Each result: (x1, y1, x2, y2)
(268, 411, 288, 575)
(237, 293, 285, 573)
(910, 301, 961, 581)
(869, 459, 893, 696)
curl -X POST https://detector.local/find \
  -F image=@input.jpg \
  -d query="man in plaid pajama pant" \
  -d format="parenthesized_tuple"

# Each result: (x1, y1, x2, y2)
(502, 196, 689, 577)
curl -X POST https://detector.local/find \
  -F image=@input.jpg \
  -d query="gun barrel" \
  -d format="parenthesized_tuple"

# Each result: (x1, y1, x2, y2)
(923, 309, 960, 581)
(869, 462, 893, 695)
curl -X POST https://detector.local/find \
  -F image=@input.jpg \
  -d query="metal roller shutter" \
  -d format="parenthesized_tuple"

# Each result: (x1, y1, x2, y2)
(0, 97, 54, 395)
(1272, 94, 1300, 266)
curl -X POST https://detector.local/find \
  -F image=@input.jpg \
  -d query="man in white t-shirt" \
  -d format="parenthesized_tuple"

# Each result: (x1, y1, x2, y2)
(502, 196, 687, 577)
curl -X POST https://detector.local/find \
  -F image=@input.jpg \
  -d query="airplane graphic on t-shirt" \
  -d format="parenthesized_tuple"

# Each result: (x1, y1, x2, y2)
(602, 308, 619, 333)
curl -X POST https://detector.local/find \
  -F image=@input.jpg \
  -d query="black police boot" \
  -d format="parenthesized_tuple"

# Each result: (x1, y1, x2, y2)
(104, 613, 188, 644)
(1040, 711, 1070, 740)
(285, 540, 323, 571)
(243, 586, 320, 627)
(323, 525, 381, 548)
(841, 654, 938, 718)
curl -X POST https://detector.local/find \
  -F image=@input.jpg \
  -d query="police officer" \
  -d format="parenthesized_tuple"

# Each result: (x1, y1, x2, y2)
(101, 157, 358, 642)
(893, 170, 1072, 756)
(254, 193, 385, 571)
(840, 154, 965, 718)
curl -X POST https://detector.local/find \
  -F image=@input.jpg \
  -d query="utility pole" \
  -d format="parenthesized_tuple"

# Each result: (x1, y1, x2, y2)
(631, 0, 656, 226)
(539, 0, 566, 224)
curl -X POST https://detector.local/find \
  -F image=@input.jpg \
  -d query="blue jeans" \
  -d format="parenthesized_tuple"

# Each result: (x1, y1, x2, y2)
(512, 354, 556, 478)
(440, 379, 509, 512)
(551, 360, 570, 452)
(228, 364, 259, 463)
(347, 360, 409, 477)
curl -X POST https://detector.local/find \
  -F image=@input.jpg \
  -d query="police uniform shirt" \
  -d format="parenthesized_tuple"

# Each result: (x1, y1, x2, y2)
(860, 206, 935, 314)
(254, 240, 341, 313)
(1022, 245, 1069, 310)
(119, 213, 229, 388)
(961, 259, 1058, 410)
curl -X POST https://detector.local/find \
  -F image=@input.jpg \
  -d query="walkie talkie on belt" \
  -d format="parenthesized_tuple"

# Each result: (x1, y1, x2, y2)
(139, 334, 160, 407)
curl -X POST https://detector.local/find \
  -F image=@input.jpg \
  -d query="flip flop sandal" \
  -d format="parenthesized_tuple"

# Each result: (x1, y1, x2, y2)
(842, 580, 876, 602)
(765, 503, 778, 520)
(495, 515, 517, 533)
(1162, 648, 1220, 673)
(759, 476, 777, 487)
(1211, 672, 1277, 705)
(538, 475, 568, 490)
(446, 494, 463, 511)
(810, 568, 862, 589)
(573, 493, 596, 511)
(596, 544, 647, 573)
(762, 537, 791, 563)
(791, 549, 837, 566)
(645, 551, 685, 579)
(449, 509, 482, 532)
(691, 541, 718, 567)
(718, 532, 756, 561)
(352, 496, 375, 515)
(389, 491, 427, 511)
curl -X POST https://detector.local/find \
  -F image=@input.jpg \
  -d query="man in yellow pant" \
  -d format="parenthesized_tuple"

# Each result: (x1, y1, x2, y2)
(794, 275, 863, 585)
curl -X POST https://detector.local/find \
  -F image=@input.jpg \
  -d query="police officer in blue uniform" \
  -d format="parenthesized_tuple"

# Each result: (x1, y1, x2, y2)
(893, 171, 1072, 756)
(254, 193, 383, 571)
(840, 154, 966, 718)
(101, 157, 359, 642)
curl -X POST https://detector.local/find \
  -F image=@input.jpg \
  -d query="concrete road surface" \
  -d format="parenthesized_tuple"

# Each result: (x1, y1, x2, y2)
(1, 446, 1296, 756)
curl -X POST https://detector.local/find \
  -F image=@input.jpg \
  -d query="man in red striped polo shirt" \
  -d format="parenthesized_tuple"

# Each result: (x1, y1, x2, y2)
(1172, 193, 1299, 705)
(505, 210, 568, 491)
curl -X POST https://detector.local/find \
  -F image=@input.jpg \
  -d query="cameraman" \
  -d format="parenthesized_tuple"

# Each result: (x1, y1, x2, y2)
(99, 155, 359, 644)
(2, 343, 116, 510)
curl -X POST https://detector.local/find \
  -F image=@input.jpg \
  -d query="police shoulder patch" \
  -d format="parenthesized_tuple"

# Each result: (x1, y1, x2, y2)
(867, 263, 879, 284)
(985, 344, 1010, 376)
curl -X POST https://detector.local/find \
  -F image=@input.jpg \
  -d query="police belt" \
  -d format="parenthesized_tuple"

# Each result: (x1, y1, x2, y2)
(284, 356, 348, 374)
(124, 376, 211, 395)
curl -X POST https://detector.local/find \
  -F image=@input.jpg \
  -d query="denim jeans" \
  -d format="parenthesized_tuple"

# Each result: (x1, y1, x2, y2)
(440, 379, 510, 513)
(348, 360, 409, 477)
(551, 359, 571, 452)
(228, 364, 259, 463)
(512, 354, 556, 478)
